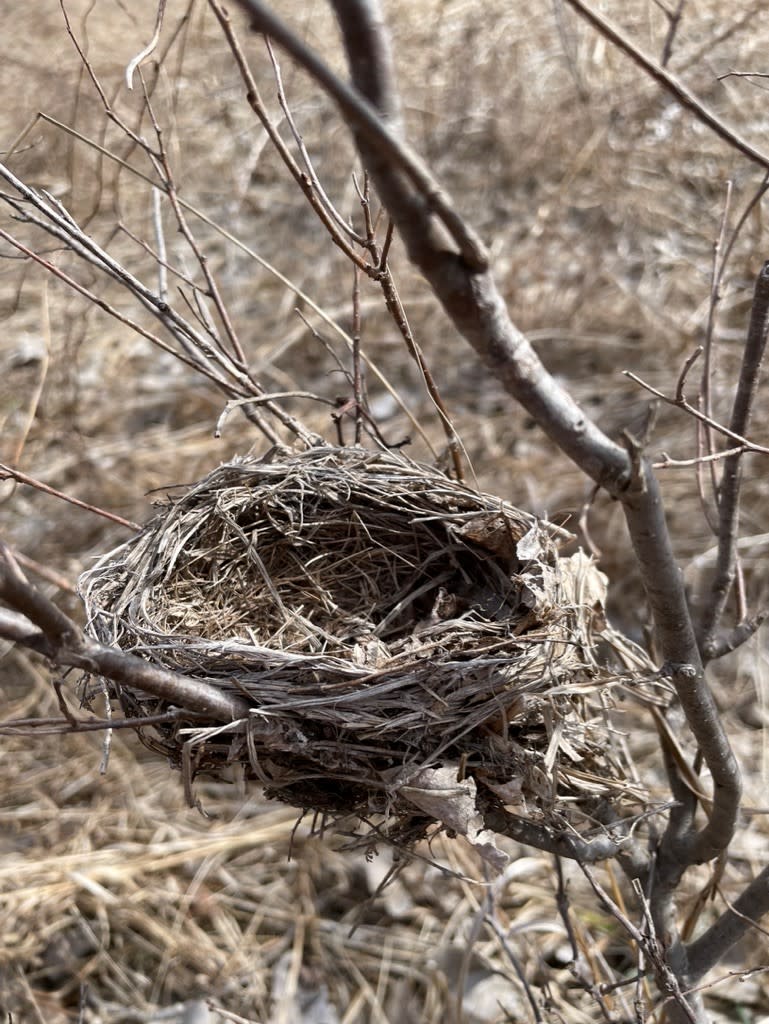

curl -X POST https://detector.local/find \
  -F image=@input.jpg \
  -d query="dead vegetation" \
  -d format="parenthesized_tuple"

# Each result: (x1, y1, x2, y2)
(79, 443, 654, 848)
(1, 1, 769, 1022)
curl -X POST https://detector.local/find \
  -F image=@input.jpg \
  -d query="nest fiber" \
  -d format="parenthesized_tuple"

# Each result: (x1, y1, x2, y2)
(80, 445, 651, 847)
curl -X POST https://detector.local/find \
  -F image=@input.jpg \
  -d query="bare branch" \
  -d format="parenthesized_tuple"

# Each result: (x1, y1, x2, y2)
(0, 163, 315, 445)
(686, 865, 769, 983)
(0, 545, 251, 723)
(703, 613, 767, 661)
(233, 0, 490, 272)
(624, 368, 769, 457)
(208, 0, 373, 275)
(576, 860, 701, 1023)
(660, 0, 687, 67)
(480, 805, 634, 864)
(654, 447, 746, 471)
(0, 463, 142, 533)
(232, 0, 743, 878)
(125, 0, 168, 90)
(699, 261, 769, 656)
(563, 0, 769, 172)
(13, 112, 437, 446)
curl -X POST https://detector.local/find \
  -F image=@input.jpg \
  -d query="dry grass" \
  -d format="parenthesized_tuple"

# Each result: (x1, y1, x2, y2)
(2, 1, 769, 1021)
(79, 444, 653, 842)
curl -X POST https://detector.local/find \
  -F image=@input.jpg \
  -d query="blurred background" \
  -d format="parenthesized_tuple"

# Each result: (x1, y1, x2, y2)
(1, 2, 768, 1020)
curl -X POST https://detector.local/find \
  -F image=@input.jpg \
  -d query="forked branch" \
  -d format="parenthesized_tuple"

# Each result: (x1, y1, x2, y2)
(232, 0, 740, 866)
(229, 2, 752, 1014)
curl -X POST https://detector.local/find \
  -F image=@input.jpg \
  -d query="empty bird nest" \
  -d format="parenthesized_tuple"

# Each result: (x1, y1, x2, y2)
(80, 444, 656, 862)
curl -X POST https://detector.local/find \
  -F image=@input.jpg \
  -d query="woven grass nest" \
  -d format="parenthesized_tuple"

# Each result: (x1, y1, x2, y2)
(80, 444, 654, 861)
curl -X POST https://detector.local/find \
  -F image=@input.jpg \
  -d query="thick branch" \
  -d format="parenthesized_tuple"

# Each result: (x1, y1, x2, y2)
(482, 806, 633, 864)
(621, 469, 740, 867)
(0, 547, 250, 723)
(233, 0, 741, 873)
(686, 865, 769, 982)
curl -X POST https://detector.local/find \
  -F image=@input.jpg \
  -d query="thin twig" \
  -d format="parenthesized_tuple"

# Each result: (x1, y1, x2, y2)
(660, 0, 687, 66)
(563, 0, 769, 172)
(653, 446, 746, 470)
(208, 0, 373, 275)
(576, 861, 699, 1023)
(0, 463, 141, 532)
(351, 261, 364, 445)
(139, 74, 250, 371)
(125, 0, 168, 89)
(234, 0, 490, 271)
(265, 36, 368, 248)
(13, 112, 435, 441)
(624, 368, 769, 456)
(698, 182, 732, 534)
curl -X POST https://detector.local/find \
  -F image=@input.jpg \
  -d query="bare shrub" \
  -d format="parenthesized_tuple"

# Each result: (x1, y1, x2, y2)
(1, 2, 769, 1022)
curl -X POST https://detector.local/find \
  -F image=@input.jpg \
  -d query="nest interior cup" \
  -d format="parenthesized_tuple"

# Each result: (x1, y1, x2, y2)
(80, 445, 653, 849)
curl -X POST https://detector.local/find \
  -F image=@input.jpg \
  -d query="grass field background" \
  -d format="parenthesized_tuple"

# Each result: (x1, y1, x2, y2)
(2, 2, 769, 1021)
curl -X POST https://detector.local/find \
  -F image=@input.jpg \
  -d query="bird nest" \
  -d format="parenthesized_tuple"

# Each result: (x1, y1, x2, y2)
(80, 444, 654, 861)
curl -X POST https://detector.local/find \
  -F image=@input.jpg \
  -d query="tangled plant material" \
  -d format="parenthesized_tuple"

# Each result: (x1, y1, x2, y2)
(80, 445, 654, 862)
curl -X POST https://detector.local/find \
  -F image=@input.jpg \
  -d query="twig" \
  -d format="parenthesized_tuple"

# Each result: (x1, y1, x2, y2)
(208, 0, 373, 275)
(653, 447, 745, 470)
(15, 112, 433, 443)
(234, 0, 490, 271)
(0, 226, 242, 393)
(703, 613, 767, 661)
(359, 196, 467, 480)
(139, 74, 250, 372)
(0, 168, 313, 444)
(12, 552, 76, 593)
(151, 187, 168, 302)
(125, 0, 168, 89)
(351, 261, 364, 445)
(563, 0, 769, 172)
(265, 36, 367, 248)
(481, 806, 635, 864)
(0, 710, 182, 734)
(660, 0, 687, 66)
(553, 858, 617, 1021)
(718, 70, 769, 82)
(8, 283, 50, 467)
(698, 182, 732, 534)
(576, 861, 700, 1022)
(0, 463, 142, 532)
(483, 905, 543, 1022)
(624, 368, 769, 456)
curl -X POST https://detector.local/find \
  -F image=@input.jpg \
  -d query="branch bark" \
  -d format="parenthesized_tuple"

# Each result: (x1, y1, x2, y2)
(229, 2, 750, 1015)
(686, 865, 769, 982)
(699, 261, 769, 657)
(0, 545, 250, 723)
(232, 0, 741, 865)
